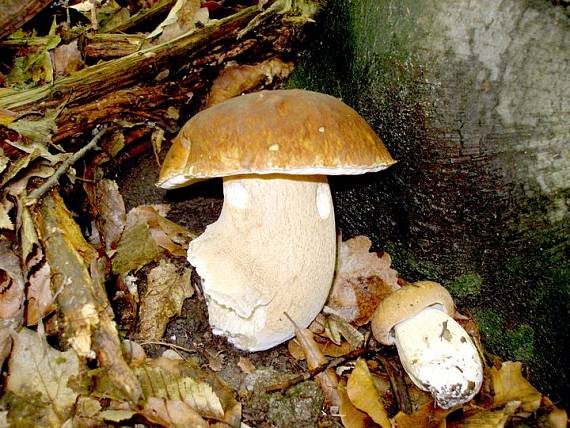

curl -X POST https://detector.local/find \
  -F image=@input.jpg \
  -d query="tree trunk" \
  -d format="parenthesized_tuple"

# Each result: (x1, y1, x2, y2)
(290, 0, 569, 405)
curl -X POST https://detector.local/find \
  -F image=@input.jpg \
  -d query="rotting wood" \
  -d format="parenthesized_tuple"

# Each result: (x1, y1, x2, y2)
(0, 0, 54, 40)
(0, 6, 259, 111)
(1, 2, 318, 149)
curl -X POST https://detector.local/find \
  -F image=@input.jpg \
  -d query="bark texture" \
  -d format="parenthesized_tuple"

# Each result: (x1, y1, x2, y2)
(290, 0, 569, 404)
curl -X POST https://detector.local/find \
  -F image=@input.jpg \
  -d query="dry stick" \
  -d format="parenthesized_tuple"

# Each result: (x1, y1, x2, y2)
(25, 127, 111, 205)
(139, 340, 197, 356)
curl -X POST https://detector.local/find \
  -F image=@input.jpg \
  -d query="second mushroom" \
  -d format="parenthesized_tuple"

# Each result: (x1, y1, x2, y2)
(158, 89, 395, 351)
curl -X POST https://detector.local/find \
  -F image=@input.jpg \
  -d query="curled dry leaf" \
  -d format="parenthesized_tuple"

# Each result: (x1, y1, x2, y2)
(137, 259, 193, 341)
(346, 359, 391, 428)
(112, 204, 196, 273)
(327, 235, 399, 325)
(288, 336, 353, 361)
(448, 400, 521, 428)
(6, 327, 81, 425)
(136, 362, 224, 419)
(337, 382, 372, 428)
(142, 397, 209, 428)
(237, 356, 257, 374)
(112, 221, 161, 273)
(393, 401, 450, 428)
(0, 239, 25, 367)
(51, 40, 85, 77)
(206, 58, 295, 107)
(148, 0, 208, 42)
(25, 262, 54, 325)
(490, 361, 542, 413)
(0, 239, 25, 322)
(324, 313, 364, 350)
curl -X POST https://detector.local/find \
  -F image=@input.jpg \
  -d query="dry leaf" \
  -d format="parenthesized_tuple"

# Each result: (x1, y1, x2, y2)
(142, 397, 209, 427)
(448, 401, 521, 428)
(112, 205, 195, 273)
(346, 359, 391, 428)
(0, 199, 13, 230)
(292, 324, 341, 408)
(136, 365, 225, 418)
(537, 407, 569, 428)
(0, 239, 25, 322)
(122, 340, 146, 366)
(51, 40, 84, 77)
(324, 313, 364, 349)
(25, 261, 55, 325)
(491, 361, 542, 413)
(237, 356, 257, 374)
(393, 401, 449, 428)
(205, 348, 224, 372)
(327, 235, 399, 325)
(6, 327, 81, 424)
(137, 259, 193, 341)
(112, 221, 162, 274)
(206, 58, 295, 107)
(338, 382, 372, 428)
(288, 336, 353, 360)
(295, 328, 327, 370)
(148, 0, 208, 42)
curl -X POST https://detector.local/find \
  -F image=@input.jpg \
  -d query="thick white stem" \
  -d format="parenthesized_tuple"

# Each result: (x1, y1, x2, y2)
(394, 307, 483, 408)
(187, 174, 336, 351)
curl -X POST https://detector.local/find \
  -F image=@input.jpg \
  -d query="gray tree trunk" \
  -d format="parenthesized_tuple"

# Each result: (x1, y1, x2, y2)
(290, 0, 569, 405)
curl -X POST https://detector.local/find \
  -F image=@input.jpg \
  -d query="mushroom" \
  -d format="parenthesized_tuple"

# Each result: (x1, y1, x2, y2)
(371, 280, 483, 408)
(158, 89, 395, 351)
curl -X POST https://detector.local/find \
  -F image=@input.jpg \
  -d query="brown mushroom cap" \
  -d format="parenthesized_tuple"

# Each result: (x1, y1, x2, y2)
(371, 281, 455, 345)
(158, 89, 396, 188)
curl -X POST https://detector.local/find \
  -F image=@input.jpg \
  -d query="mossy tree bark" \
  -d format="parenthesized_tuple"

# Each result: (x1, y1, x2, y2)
(290, 0, 569, 404)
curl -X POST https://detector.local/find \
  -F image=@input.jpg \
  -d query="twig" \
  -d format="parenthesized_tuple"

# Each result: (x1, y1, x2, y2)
(25, 128, 111, 205)
(263, 347, 368, 394)
(139, 340, 198, 356)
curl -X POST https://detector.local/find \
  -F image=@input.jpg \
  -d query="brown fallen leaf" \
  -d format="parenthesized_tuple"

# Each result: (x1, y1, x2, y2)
(111, 218, 162, 274)
(0, 239, 25, 322)
(393, 401, 449, 428)
(338, 381, 373, 428)
(112, 205, 196, 274)
(237, 356, 257, 374)
(324, 313, 364, 349)
(136, 358, 230, 420)
(137, 259, 193, 341)
(142, 397, 209, 428)
(148, 0, 208, 43)
(6, 327, 81, 426)
(25, 261, 55, 325)
(51, 40, 85, 77)
(288, 335, 353, 360)
(448, 400, 521, 428)
(346, 359, 391, 428)
(205, 58, 295, 107)
(327, 235, 399, 325)
(490, 361, 542, 413)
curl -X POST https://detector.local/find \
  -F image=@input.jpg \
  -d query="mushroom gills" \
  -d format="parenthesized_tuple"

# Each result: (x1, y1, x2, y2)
(187, 174, 336, 351)
(393, 307, 483, 409)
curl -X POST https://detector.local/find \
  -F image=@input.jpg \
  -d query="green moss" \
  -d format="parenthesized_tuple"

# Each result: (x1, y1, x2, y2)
(473, 307, 504, 350)
(244, 369, 323, 427)
(473, 308, 535, 364)
(447, 273, 482, 299)
(505, 324, 535, 362)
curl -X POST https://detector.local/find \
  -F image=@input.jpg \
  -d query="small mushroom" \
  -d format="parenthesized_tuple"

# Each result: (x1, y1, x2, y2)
(371, 281, 483, 408)
(158, 89, 395, 351)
